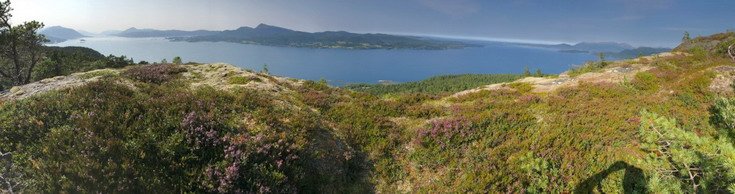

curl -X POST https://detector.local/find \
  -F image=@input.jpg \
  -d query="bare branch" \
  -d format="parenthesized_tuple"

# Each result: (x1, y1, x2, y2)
(728, 44, 735, 62)
(0, 151, 20, 194)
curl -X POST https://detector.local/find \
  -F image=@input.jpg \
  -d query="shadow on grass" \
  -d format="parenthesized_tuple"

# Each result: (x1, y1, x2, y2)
(574, 161, 648, 194)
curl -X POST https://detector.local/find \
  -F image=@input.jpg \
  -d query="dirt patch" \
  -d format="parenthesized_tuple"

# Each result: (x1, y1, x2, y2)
(709, 65, 735, 94)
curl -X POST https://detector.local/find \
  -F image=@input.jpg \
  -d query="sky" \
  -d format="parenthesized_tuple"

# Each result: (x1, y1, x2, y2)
(9, 0, 735, 47)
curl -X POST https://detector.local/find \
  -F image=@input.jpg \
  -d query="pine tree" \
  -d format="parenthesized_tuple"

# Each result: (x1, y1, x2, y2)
(638, 111, 735, 193)
(523, 66, 531, 77)
(534, 69, 543, 77)
(172, 56, 182, 65)
(261, 64, 269, 74)
(0, 0, 48, 86)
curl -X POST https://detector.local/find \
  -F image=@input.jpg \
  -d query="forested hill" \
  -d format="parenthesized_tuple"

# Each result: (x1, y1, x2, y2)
(1, 32, 735, 193)
(169, 23, 475, 49)
(116, 27, 219, 38)
(39, 26, 87, 43)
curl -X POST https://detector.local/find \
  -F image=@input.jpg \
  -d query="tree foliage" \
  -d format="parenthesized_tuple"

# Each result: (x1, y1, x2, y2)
(345, 74, 523, 95)
(0, 0, 47, 86)
(638, 111, 735, 193)
(172, 56, 182, 65)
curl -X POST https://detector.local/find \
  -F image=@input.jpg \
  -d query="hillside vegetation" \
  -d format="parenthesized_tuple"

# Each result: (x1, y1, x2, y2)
(345, 74, 525, 95)
(2, 32, 735, 193)
(170, 23, 474, 50)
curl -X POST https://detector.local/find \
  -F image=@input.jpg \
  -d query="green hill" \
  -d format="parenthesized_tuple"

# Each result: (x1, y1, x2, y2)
(2, 32, 735, 193)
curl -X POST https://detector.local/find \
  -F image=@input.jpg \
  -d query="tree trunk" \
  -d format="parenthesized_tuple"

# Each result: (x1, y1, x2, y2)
(728, 44, 735, 62)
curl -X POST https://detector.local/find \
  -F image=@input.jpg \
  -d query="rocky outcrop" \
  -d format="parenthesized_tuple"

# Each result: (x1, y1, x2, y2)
(0, 63, 301, 102)
(452, 52, 688, 97)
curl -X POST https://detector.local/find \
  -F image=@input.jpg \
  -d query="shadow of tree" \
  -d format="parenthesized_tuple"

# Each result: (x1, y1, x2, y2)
(574, 161, 648, 194)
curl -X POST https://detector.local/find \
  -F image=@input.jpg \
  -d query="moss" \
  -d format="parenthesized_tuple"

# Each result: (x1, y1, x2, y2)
(78, 69, 118, 79)
(631, 71, 660, 92)
(507, 82, 534, 93)
(227, 76, 261, 85)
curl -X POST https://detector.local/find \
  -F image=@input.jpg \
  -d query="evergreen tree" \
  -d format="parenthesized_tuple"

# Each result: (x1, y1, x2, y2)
(0, 0, 48, 87)
(261, 64, 269, 74)
(683, 31, 691, 42)
(523, 66, 531, 77)
(638, 111, 735, 193)
(597, 52, 606, 62)
(534, 69, 542, 77)
(172, 56, 182, 65)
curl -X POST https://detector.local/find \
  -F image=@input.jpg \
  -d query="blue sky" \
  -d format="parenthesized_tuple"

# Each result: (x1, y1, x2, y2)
(10, 0, 735, 47)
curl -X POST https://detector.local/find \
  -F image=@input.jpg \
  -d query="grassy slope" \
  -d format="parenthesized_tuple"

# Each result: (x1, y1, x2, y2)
(1, 32, 735, 193)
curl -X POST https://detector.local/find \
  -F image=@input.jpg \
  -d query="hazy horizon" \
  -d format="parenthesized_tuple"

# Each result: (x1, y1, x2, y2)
(11, 0, 735, 47)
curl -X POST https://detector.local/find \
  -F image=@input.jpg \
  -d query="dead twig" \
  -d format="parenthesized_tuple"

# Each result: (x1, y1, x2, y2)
(728, 44, 735, 62)
(0, 151, 20, 194)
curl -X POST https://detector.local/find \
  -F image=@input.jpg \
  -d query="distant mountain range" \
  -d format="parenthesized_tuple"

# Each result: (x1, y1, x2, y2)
(522, 42, 634, 53)
(519, 42, 670, 59)
(112, 24, 474, 50)
(39, 26, 87, 43)
(116, 27, 219, 38)
(605, 47, 671, 59)
(40, 25, 668, 54)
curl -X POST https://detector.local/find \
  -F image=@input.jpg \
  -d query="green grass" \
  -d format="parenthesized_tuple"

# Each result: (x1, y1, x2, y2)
(567, 61, 609, 77)
(78, 69, 118, 79)
(227, 76, 261, 85)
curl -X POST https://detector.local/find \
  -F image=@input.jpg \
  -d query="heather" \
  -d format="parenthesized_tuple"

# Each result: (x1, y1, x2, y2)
(1, 32, 735, 193)
(0, 69, 372, 192)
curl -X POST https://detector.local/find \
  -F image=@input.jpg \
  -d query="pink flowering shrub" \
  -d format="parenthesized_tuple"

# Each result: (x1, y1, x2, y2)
(0, 79, 369, 193)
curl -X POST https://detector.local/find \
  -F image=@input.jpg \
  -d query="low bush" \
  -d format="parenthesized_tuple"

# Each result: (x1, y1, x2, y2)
(631, 71, 660, 92)
(227, 76, 261, 85)
(346, 74, 523, 95)
(507, 82, 534, 93)
(568, 61, 609, 77)
(0, 79, 371, 193)
(123, 64, 186, 84)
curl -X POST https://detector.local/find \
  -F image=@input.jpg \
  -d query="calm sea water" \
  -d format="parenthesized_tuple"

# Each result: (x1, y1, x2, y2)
(51, 37, 596, 85)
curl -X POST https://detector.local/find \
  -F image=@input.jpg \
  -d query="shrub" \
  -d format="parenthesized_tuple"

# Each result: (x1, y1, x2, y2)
(345, 74, 523, 95)
(507, 82, 534, 93)
(123, 64, 186, 84)
(568, 61, 609, 77)
(638, 111, 735, 193)
(78, 69, 118, 79)
(415, 117, 472, 148)
(631, 72, 660, 92)
(711, 97, 735, 138)
(0, 79, 370, 193)
(227, 76, 260, 85)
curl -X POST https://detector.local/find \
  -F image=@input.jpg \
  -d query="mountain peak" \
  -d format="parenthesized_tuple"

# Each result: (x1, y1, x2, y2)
(255, 23, 277, 29)
(38, 26, 86, 43)
(254, 23, 292, 31)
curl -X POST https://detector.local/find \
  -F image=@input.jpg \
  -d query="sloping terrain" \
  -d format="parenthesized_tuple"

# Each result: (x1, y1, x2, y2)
(2, 32, 735, 193)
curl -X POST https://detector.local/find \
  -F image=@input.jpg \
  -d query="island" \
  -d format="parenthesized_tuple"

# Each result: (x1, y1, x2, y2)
(165, 24, 476, 50)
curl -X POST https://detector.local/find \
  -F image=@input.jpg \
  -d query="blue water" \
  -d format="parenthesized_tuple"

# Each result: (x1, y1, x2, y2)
(51, 37, 596, 85)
